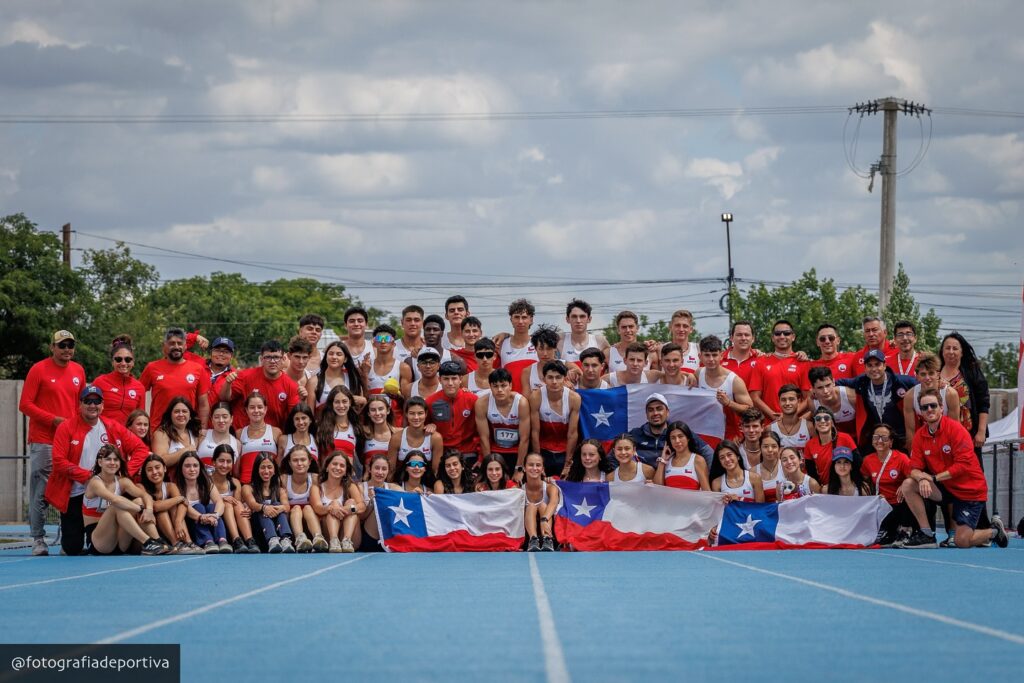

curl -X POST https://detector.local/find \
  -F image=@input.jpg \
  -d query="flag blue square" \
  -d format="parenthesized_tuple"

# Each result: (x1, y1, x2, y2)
(374, 488, 428, 540)
(577, 386, 628, 441)
(717, 502, 779, 545)
(555, 481, 610, 527)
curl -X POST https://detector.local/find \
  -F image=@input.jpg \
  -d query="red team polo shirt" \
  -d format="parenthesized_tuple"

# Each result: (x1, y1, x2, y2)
(748, 354, 811, 414)
(91, 371, 146, 426)
(721, 349, 758, 386)
(228, 367, 300, 429)
(140, 358, 211, 427)
(803, 432, 857, 486)
(808, 353, 856, 380)
(910, 416, 987, 502)
(19, 358, 86, 444)
(425, 389, 479, 454)
(860, 450, 912, 505)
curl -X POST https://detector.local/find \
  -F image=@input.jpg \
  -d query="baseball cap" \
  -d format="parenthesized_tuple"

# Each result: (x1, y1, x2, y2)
(211, 337, 235, 352)
(79, 385, 103, 401)
(52, 330, 75, 343)
(863, 349, 887, 364)
(832, 446, 854, 463)
(646, 392, 669, 407)
(417, 349, 441, 363)
(438, 360, 463, 376)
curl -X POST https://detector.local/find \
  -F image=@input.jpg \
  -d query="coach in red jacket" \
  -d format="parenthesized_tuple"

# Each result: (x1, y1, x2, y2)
(899, 387, 1007, 550)
(44, 385, 150, 556)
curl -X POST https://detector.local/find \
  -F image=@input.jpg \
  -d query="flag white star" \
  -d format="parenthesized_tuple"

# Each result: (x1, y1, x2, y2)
(572, 498, 596, 518)
(388, 498, 414, 527)
(591, 405, 614, 427)
(736, 514, 761, 539)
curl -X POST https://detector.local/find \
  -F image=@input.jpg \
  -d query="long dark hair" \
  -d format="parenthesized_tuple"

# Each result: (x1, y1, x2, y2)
(437, 450, 474, 493)
(812, 406, 838, 447)
(564, 438, 612, 482)
(316, 385, 365, 457)
(315, 341, 364, 401)
(939, 332, 980, 372)
(361, 394, 395, 437)
(478, 453, 512, 490)
(90, 444, 127, 477)
(395, 449, 433, 488)
(664, 421, 696, 455)
(249, 452, 282, 500)
(158, 396, 202, 441)
(283, 402, 316, 436)
(139, 454, 168, 496)
(320, 450, 356, 491)
(709, 440, 745, 481)
(826, 455, 870, 495)
(209, 401, 237, 436)
(174, 451, 213, 505)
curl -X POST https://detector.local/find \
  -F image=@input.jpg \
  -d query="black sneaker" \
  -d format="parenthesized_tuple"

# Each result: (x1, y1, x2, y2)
(890, 527, 912, 549)
(939, 533, 957, 548)
(527, 537, 541, 552)
(873, 529, 892, 547)
(541, 537, 555, 552)
(141, 539, 170, 556)
(991, 515, 1009, 548)
(245, 538, 261, 554)
(231, 537, 246, 554)
(903, 529, 938, 549)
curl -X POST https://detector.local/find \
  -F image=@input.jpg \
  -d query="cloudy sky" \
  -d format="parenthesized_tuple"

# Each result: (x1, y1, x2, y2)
(2, 1, 1021, 350)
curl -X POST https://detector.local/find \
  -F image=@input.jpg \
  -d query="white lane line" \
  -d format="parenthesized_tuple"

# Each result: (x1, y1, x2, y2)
(528, 554, 571, 683)
(97, 555, 373, 644)
(0, 558, 35, 566)
(0, 556, 203, 591)
(865, 551, 1024, 575)
(696, 552, 1024, 646)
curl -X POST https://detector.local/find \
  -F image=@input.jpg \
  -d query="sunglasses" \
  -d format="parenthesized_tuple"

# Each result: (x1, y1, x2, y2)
(817, 335, 836, 342)
(919, 402, 941, 411)
(375, 334, 395, 344)
(813, 415, 833, 422)
(772, 330, 794, 337)
(56, 341, 76, 349)
(872, 435, 892, 442)
(475, 351, 495, 359)
(82, 397, 103, 406)
(113, 356, 133, 363)
(894, 332, 916, 339)
(406, 461, 426, 468)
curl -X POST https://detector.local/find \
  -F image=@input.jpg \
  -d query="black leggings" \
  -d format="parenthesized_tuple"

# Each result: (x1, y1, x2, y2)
(59, 494, 87, 556)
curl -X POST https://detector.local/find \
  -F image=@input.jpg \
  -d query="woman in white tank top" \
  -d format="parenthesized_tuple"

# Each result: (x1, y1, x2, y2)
(710, 441, 764, 502)
(277, 403, 319, 463)
(198, 402, 240, 474)
(606, 435, 654, 484)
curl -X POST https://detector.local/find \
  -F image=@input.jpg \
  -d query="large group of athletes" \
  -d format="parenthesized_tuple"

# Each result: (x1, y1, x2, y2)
(18, 295, 1008, 557)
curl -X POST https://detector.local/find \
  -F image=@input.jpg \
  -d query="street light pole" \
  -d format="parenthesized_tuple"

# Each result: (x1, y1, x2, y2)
(721, 213, 735, 330)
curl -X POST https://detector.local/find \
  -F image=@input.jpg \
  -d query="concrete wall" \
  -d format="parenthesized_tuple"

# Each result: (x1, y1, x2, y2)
(0, 380, 26, 523)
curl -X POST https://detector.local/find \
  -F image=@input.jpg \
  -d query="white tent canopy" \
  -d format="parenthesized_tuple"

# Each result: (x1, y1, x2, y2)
(986, 408, 1021, 444)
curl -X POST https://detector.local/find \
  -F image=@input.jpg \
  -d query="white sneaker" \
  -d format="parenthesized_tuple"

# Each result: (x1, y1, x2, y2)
(341, 538, 355, 553)
(295, 533, 313, 553)
(328, 538, 342, 553)
(268, 537, 282, 554)
(312, 533, 329, 553)
(280, 537, 295, 553)
(32, 538, 49, 556)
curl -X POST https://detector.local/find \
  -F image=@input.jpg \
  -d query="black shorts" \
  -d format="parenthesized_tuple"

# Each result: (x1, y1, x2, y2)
(935, 482, 985, 530)
(540, 449, 566, 477)
(84, 524, 124, 556)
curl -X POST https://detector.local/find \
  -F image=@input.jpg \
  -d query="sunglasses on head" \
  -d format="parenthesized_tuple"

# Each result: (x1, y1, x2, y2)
(57, 340, 75, 349)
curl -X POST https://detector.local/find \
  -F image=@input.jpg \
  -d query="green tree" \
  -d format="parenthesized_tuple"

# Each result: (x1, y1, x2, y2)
(74, 243, 162, 377)
(730, 269, 879, 354)
(981, 342, 1018, 389)
(145, 273, 382, 366)
(882, 263, 942, 350)
(0, 213, 90, 378)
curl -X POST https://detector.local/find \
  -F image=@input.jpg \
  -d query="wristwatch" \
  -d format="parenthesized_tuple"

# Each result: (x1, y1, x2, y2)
(540, 516, 549, 522)
(515, 466, 525, 473)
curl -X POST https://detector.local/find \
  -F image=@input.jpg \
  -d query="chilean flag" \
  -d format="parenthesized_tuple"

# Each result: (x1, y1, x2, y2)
(713, 496, 892, 550)
(374, 488, 526, 552)
(554, 480, 725, 551)
(577, 384, 725, 444)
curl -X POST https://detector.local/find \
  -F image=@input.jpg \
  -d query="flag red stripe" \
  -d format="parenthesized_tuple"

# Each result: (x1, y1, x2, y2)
(556, 517, 708, 551)
(383, 530, 524, 552)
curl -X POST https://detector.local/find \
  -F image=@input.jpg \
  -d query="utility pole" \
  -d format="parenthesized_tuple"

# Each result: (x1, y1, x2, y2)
(848, 98, 931, 313)
(61, 223, 72, 269)
(721, 213, 735, 330)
